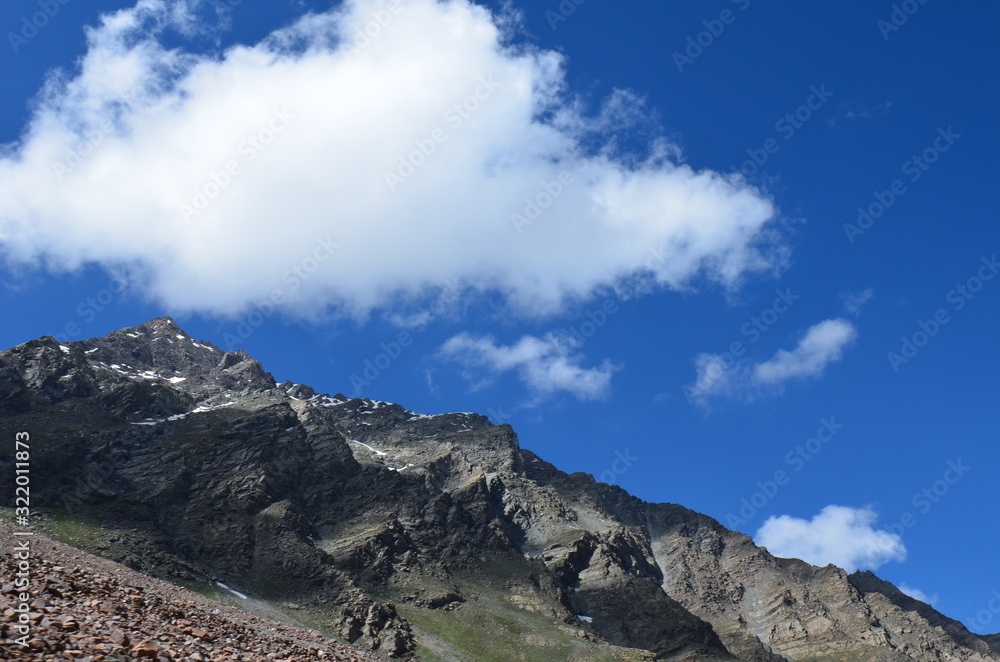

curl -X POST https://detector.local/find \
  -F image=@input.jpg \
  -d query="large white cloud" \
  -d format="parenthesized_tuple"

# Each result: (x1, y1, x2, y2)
(0, 0, 781, 319)
(755, 505, 906, 573)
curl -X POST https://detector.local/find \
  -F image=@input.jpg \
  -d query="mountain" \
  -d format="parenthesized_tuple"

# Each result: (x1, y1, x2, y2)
(1, 317, 997, 661)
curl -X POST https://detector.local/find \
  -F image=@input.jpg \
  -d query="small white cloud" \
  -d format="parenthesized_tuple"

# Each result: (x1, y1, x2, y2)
(686, 318, 857, 406)
(386, 311, 435, 330)
(686, 352, 738, 406)
(439, 332, 618, 401)
(898, 583, 938, 606)
(423, 368, 439, 397)
(828, 101, 893, 128)
(753, 319, 857, 385)
(652, 390, 672, 404)
(845, 101, 893, 119)
(755, 505, 906, 573)
(841, 288, 875, 316)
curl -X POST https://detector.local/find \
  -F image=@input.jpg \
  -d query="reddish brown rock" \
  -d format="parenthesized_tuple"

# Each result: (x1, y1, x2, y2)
(0, 519, 382, 662)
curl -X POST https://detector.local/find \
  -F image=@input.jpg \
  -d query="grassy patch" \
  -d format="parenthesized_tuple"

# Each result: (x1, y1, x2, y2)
(386, 556, 652, 662)
(414, 643, 452, 662)
(39, 508, 114, 546)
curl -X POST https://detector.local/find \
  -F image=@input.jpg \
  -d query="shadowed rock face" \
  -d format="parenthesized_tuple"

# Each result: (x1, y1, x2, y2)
(1, 318, 997, 661)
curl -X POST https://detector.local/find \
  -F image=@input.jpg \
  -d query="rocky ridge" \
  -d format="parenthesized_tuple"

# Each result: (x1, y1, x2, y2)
(0, 317, 997, 661)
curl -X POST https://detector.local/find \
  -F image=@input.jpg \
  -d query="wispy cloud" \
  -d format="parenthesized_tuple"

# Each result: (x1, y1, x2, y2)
(687, 318, 857, 406)
(423, 368, 439, 397)
(687, 353, 735, 403)
(439, 332, 618, 401)
(755, 505, 906, 573)
(828, 101, 893, 128)
(844, 102, 893, 119)
(0, 0, 782, 322)
(753, 319, 857, 385)
(386, 311, 435, 330)
(841, 288, 875, 316)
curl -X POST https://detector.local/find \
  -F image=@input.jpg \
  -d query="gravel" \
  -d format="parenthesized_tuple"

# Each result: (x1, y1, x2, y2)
(0, 518, 384, 661)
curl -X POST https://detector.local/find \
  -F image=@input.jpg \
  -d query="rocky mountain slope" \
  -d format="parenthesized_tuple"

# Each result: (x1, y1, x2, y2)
(0, 517, 382, 661)
(1, 317, 997, 661)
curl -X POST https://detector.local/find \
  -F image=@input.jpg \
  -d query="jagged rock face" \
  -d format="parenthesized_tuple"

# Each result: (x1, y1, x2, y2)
(1, 318, 997, 661)
(638, 502, 1000, 662)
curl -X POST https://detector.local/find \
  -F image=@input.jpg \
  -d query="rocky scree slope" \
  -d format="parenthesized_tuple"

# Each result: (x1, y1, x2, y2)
(0, 517, 383, 661)
(0, 318, 997, 662)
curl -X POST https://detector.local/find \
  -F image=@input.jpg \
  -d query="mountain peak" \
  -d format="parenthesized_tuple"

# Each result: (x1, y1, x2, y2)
(144, 315, 181, 330)
(110, 315, 185, 338)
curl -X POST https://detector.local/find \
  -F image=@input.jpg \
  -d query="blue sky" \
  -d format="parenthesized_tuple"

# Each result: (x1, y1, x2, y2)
(1, 0, 998, 632)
